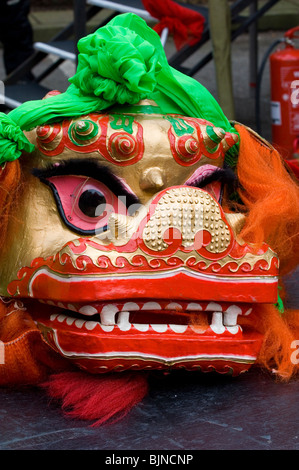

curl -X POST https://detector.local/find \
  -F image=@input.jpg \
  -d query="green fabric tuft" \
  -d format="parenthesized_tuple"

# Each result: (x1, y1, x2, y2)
(0, 113, 35, 165)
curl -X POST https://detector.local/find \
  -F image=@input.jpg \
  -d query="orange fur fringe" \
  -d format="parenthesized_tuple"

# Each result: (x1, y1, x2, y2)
(0, 161, 21, 251)
(234, 124, 299, 380)
(235, 124, 299, 276)
(239, 304, 299, 381)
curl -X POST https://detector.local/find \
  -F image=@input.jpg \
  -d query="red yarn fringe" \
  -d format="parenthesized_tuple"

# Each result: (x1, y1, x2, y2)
(41, 371, 149, 427)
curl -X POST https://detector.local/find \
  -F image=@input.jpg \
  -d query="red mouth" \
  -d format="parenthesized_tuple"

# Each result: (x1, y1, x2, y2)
(8, 187, 278, 377)
(33, 298, 263, 377)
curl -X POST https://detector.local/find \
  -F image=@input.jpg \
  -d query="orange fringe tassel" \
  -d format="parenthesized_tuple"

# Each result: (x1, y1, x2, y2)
(0, 161, 21, 251)
(239, 304, 299, 381)
(234, 124, 299, 276)
(233, 124, 299, 380)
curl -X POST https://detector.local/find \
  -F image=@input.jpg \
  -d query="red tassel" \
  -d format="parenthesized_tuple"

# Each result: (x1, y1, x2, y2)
(41, 371, 148, 427)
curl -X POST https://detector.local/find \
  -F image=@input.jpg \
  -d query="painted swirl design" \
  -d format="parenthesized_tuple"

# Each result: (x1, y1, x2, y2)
(36, 123, 62, 152)
(108, 132, 139, 163)
(177, 135, 200, 164)
(68, 119, 100, 146)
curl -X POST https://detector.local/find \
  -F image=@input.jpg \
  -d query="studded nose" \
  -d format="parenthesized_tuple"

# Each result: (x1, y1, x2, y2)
(141, 186, 232, 254)
(106, 186, 234, 255)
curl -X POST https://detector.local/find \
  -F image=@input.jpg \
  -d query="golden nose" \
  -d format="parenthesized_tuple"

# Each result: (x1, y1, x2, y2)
(142, 187, 232, 254)
(106, 187, 235, 255)
(139, 167, 166, 191)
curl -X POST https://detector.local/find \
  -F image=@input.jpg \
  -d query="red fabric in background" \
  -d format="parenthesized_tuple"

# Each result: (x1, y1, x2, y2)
(142, 0, 205, 50)
(286, 159, 299, 180)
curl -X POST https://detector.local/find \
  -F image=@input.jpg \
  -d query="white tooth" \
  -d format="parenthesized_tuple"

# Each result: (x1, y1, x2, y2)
(50, 314, 58, 321)
(133, 323, 150, 332)
(57, 314, 66, 323)
(78, 305, 98, 316)
(166, 302, 182, 311)
(85, 321, 98, 331)
(75, 319, 85, 328)
(187, 302, 202, 311)
(100, 304, 118, 325)
(151, 324, 168, 333)
(122, 302, 139, 311)
(47, 300, 56, 306)
(169, 324, 188, 333)
(101, 324, 114, 332)
(142, 302, 161, 310)
(244, 308, 253, 316)
(66, 317, 75, 325)
(117, 311, 131, 331)
(206, 302, 222, 312)
(223, 305, 242, 326)
(210, 312, 225, 334)
(226, 325, 241, 334)
(57, 302, 65, 308)
(67, 304, 77, 312)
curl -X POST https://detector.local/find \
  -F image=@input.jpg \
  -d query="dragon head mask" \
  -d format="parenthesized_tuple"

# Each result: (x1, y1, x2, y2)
(0, 13, 299, 426)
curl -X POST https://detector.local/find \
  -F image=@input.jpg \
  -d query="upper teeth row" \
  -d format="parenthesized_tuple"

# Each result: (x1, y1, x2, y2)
(49, 311, 242, 335)
(41, 299, 252, 325)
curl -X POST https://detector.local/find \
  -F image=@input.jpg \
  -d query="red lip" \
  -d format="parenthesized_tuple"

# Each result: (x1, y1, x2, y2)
(33, 299, 263, 376)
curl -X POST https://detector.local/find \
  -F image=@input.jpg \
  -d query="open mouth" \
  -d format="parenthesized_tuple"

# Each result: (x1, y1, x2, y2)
(34, 298, 262, 376)
(40, 298, 252, 334)
(7, 186, 276, 377)
(4, 179, 278, 378)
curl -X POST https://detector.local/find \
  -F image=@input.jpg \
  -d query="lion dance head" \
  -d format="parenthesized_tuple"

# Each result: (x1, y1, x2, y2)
(0, 14, 299, 426)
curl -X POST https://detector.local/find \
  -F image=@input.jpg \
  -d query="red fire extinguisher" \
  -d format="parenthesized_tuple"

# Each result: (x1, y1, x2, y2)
(270, 26, 299, 159)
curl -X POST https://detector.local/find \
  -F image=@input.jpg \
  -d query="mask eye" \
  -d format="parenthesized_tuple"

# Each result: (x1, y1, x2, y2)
(45, 175, 128, 235)
(78, 188, 106, 218)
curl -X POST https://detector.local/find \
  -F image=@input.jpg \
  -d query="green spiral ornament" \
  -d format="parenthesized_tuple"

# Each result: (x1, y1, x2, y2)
(68, 119, 100, 146)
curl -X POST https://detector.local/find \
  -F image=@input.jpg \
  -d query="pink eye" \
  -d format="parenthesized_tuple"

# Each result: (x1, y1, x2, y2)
(46, 175, 128, 235)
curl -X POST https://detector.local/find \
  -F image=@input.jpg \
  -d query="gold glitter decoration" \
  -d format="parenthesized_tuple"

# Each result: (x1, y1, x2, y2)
(142, 188, 231, 253)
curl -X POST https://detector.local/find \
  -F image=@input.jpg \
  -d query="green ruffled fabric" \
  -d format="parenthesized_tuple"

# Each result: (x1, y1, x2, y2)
(70, 23, 162, 102)
(0, 13, 239, 166)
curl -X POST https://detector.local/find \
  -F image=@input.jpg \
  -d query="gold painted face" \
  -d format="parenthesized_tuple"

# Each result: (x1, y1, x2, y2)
(0, 103, 239, 295)
(0, 103, 281, 378)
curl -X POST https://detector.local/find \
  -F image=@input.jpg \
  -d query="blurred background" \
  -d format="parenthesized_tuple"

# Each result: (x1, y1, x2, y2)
(0, 0, 298, 145)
